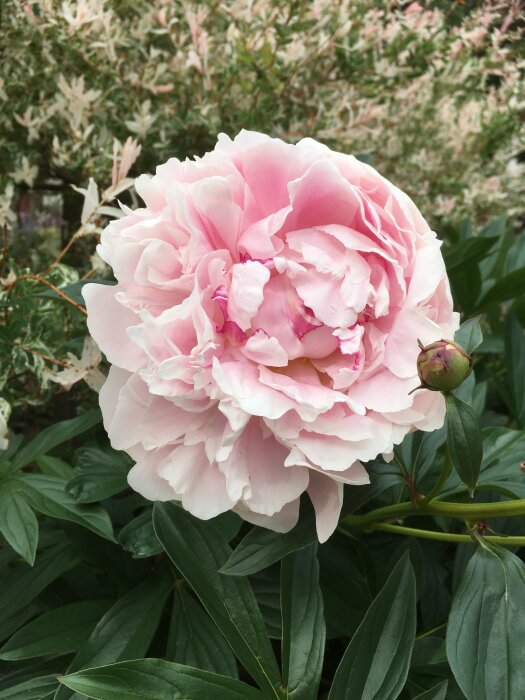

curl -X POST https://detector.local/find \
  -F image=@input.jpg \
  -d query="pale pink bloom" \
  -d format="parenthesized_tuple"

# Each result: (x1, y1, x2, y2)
(84, 130, 458, 541)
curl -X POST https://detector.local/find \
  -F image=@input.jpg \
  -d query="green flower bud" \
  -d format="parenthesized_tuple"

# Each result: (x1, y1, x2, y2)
(416, 339, 473, 393)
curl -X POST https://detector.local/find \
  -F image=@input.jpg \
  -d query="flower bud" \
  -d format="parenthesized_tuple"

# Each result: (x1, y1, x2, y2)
(416, 339, 473, 393)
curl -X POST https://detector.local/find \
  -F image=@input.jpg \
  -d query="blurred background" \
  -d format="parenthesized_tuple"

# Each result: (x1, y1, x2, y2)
(1, 0, 524, 438)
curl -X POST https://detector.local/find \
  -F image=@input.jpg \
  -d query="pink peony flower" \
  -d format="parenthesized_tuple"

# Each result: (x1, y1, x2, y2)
(83, 130, 458, 542)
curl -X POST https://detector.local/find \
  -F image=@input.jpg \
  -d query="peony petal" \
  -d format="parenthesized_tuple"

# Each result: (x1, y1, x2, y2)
(127, 448, 175, 501)
(241, 330, 289, 367)
(83, 283, 145, 371)
(227, 260, 270, 331)
(159, 443, 235, 519)
(307, 470, 344, 543)
(220, 420, 309, 514)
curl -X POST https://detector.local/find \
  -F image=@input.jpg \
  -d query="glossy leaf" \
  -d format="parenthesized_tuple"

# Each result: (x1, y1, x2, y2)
(167, 587, 238, 678)
(454, 317, 483, 355)
(10, 410, 101, 470)
(476, 266, 525, 309)
(0, 674, 58, 699)
(221, 508, 316, 576)
(36, 456, 74, 479)
(18, 473, 115, 542)
(505, 313, 525, 426)
(55, 574, 173, 700)
(281, 543, 325, 700)
(0, 600, 111, 661)
(445, 394, 482, 495)
(0, 488, 38, 565)
(66, 447, 130, 503)
(413, 680, 448, 700)
(153, 502, 280, 697)
(0, 543, 80, 625)
(118, 510, 162, 558)
(443, 236, 497, 271)
(328, 554, 416, 700)
(59, 659, 263, 700)
(447, 543, 525, 699)
(209, 511, 243, 542)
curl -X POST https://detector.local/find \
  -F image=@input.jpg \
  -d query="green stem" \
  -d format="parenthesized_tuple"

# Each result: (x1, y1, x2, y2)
(343, 497, 525, 529)
(419, 446, 452, 505)
(361, 523, 525, 547)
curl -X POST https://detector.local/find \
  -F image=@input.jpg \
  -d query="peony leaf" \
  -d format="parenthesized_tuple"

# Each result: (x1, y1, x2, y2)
(476, 266, 525, 309)
(328, 553, 416, 700)
(0, 487, 38, 565)
(281, 543, 325, 700)
(445, 394, 482, 495)
(167, 587, 238, 678)
(443, 236, 498, 272)
(446, 543, 525, 699)
(18, 473, 115, 542)
(454, 317, 483, 355)
(0, 543, 80, 625)
(0, 600, 111, 661)
(153, 502, 281, 697)
(412, 680, 448, 700)
(505, 313, 525, 427)
(0, 674, 59, 699)
(118, 509, 162, 558)
(220, 506, 316, 576)
(55, 574, 173, 700)
(66, 447, 130, 503)
(10, 410, 101, 470)
(59, 659, 264, 700)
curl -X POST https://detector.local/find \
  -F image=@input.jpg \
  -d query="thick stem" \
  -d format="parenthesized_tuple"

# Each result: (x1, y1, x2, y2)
(343, 496, 525, 529)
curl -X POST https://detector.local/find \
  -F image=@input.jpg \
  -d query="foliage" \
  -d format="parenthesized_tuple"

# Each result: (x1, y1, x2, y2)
(2, 1, 525, 699)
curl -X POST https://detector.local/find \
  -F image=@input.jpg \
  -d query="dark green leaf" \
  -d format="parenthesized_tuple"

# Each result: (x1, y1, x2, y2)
(221, 509, 316, 576)
(18, 473, 115, 542)
(413, 680, 448, 700)
(153, 502, 280, 697)
(0, 674, 57, 699)
(281, 543, 325, 700)
(0, 604, 41, 643)
(450, 264, 481, 313)
(167, 587, 238, 678)
(319, 535, 373, 638)
(477, 267, 525, 309)
(454, 317, 483, 355)
(0, 600, 111, 661)
(447, 543, 525, 699)
(443, 237, 497, 271)
(445, 394, 482, 495)
(505, 314, 525, 426)
(0, 543, 80, 625)
(36, 456, 74, 479)
(0, 657, 59, 693)
(55, 575, 173, 700)
(59, 659, 263, 700)
(0, 487, 38, 565)
(118, 510, 162, 558)
(67, 447, 130, 503)
(66, 469, 127, 504)
(250, 566, 282, 639)
(328, 554, 416, 700)
(343, 463, 403, 514)
(209, 511, 242, 542)
(10, 410, 101, 470)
